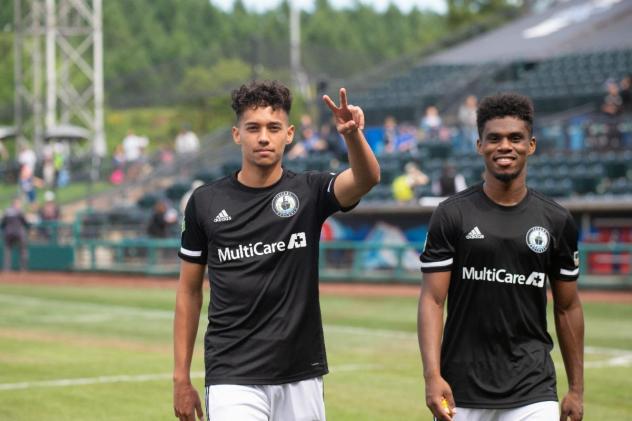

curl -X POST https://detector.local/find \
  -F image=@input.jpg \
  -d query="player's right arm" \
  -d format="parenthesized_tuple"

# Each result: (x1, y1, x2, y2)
(173, 260, 205, 421)
(418, 270, 455, 421)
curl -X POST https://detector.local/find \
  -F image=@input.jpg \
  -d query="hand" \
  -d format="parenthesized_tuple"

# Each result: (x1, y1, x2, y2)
(560, 390, 583, 421)
(323, 88, 365, 135)
(425, 375, 456, 421)
(174, 380, 204, 421)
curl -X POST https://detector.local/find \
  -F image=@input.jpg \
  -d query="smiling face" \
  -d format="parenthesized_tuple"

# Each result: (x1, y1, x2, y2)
(232, 106, 295, 172)
(477, 116, 536, 184)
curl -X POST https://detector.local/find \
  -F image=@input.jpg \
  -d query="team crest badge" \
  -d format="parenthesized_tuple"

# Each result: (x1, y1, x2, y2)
(526, 226, 550, 254)
(272, 191, 299, 218)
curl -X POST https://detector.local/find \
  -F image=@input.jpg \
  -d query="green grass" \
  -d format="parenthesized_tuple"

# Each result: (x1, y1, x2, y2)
(0, 282, 630, 420)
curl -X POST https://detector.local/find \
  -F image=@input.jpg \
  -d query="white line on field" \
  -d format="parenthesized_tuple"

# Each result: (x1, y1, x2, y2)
(0, 364, 380, 391)
(0, 372, 204, 391)
(0, 293, 173, 320)
(2, 294, 631, 368)
(584, 346, 632, 368)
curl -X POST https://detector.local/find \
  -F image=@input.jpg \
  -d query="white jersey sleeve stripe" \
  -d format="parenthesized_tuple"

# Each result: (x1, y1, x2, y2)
(420, 258, 453, 268)
(180, 247, 202, 257)
(326, 176, 335, 193)
(560, 267, 579, 276)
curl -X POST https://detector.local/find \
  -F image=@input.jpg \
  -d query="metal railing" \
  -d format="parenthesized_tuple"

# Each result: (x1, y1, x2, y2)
(2, 223, 631, 289)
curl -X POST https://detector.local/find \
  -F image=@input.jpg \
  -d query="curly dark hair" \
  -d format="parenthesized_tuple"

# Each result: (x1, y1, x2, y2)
(476, 93, 534, 137)
(231, 80, 292, 119)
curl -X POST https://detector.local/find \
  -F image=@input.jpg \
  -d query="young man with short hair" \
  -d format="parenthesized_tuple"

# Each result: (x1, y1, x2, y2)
(173, 80, 380, 421)
(418, 93, 584, 421)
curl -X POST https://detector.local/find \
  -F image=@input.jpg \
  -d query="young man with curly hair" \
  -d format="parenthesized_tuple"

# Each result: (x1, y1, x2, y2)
(173, 80, 380, 421)
(418, 93, 584, 421)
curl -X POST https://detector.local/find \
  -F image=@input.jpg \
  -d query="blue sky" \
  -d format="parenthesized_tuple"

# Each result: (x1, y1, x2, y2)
(211, 0, 447, 14)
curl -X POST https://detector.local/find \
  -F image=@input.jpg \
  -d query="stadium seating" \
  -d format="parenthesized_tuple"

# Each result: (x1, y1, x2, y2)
(354, 49, 632, 120)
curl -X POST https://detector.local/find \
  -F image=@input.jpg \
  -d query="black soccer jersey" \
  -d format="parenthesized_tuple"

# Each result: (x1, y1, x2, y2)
(179, 170, 354, 386)
(420, 183, 579, 409)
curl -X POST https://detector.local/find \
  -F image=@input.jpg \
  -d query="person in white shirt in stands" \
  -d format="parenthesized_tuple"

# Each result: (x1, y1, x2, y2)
(175, 127, 200, 156)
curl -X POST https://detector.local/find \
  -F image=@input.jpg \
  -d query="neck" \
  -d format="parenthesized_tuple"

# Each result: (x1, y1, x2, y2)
(482, 172, 528, 206)
(237, 163, 283, 188)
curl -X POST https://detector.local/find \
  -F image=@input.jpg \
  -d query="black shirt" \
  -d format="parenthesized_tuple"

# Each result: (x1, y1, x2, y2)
(179, 170, 354, 386)
(420, 184, 579, 409)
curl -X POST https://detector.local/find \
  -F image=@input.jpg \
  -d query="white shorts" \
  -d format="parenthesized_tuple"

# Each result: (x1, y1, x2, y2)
(454, 401, 559, 421)
(205, 377, 325, 421)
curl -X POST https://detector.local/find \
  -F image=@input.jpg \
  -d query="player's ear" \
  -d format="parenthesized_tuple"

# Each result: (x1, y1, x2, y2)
(528, 136, 536, 156)
(476, 138, 483, 155)
(286, 124, 295, 145)
(232, 126, 241, 145)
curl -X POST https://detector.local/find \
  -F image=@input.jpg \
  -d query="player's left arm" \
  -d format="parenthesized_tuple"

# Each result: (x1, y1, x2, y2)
(551, 279, 584, 421)
(323, 88, 380, 208)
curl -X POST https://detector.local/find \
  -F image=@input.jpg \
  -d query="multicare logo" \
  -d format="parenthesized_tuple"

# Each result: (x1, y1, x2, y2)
(462, 266, 547, 288)
(218, 232, 307, 263)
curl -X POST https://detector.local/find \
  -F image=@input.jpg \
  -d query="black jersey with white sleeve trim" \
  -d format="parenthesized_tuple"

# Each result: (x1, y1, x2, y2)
(179, 170, 355, 386)
(420, 183, 579, 408)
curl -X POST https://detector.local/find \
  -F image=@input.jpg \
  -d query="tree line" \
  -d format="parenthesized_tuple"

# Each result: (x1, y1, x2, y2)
(0, 0, 520, 134)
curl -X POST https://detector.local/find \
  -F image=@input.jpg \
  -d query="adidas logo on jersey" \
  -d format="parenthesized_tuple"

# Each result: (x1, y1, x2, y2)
(213, 209, 232, 223)
(465, 226, 485, 239)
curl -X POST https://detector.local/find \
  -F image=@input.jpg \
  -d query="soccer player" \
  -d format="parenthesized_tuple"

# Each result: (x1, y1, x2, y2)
(173, 80, 380, 421)
(418, 93, 584, 421)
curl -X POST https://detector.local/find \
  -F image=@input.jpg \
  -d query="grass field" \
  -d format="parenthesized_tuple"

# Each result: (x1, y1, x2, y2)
(0, 281, 631, 420)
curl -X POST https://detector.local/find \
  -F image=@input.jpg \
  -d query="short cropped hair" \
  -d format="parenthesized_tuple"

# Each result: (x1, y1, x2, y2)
(476, 93, 534, 137)
(231, 80, 292, 120)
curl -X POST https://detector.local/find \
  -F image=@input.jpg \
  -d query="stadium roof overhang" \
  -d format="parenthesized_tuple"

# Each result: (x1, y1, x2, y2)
(427, 0, 632, 65)
(0, 126, 17, 140)
(44, 124, 91, 141)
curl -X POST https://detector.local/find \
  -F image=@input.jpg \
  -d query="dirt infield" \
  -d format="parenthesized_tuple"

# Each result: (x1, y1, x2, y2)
(1, 271, 631, 303)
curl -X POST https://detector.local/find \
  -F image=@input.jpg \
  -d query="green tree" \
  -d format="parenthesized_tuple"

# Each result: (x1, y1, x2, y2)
(178, 59, 252, 132)
(447, 0, 517, 27)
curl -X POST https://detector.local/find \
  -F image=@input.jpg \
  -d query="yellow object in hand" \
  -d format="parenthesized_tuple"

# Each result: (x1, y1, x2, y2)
(441, 398, 449, 412)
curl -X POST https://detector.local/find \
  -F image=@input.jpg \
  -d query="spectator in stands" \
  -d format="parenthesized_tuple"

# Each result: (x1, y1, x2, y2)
(174, 127, 200, 156)
(147, 199, 177, 238)
(601, 79, 624, 149)
(159, 143, 175, 167)
(431, 162, 467, 197)
(110, 144, 126, 185)
(458, 95, 478, 152)
(17, 144, 37, 172)
(383, 116, 419, 155)
(397, 124, 421, 153)
(601, 79, 623, 116)
(320, 120, 347, 162)
(299, 114, 314, 136)
(420, 106, 443, 141)
(18, 164, 43, 207)
(41, 143, 56, 189)
(52, 141, 69, 188)
(286, 126, 328, 160)
(38, 190, 61, 241)
(620, 74, 632, 113)
(392, 162, 429, 202)
(1, 197, 29, 271)
(383, 115, 399, 154)
(122, 129, 149, 181)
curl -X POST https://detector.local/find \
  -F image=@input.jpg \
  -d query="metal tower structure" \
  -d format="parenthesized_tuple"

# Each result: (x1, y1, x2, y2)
(14, 0, 105, 157)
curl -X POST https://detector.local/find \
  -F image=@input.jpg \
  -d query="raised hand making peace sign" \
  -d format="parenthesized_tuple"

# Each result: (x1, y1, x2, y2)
(323, 88, 365, 136)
